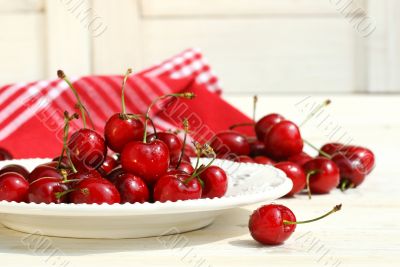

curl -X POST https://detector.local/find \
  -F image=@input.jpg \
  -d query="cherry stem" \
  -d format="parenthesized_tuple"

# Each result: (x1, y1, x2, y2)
(60, 169, 68, 182)
(189, 142, 202, 176)
(340, 179, 348, 192)
(58, 70, 89, 129)
(283, 204, 342, 225)
(299, 99, 331, 128)
(306, 169, 320, 199)
(184, 144, 216, 184)
(58, 111, 78, 173)
(120, 68, 132, 118)
(143, 92, 195, 143)
(148, 117, 158, 139)
(229, 122, 255, 130)
(55, 188, 76, 200)
(253, 95, 258, 121)
(303, 139, 332, 159)
(176, 118, 189, 169)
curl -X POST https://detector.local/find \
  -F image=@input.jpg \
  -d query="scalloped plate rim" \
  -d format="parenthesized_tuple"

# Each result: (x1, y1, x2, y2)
(0, 158, 293, 216)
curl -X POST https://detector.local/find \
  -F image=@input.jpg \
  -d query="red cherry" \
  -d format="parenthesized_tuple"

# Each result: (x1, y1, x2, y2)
(235, 155, 255, 163)
(338, 146, 375, 175)
(28, 177, 68, 204)
(114, 173, 149, 203)
(0, 147, 12, 161)
(264, 120, 303, 159)
(69, 177, 120, 204)
(58, 71, 106, 171)
(210, 131, 250, 157)
(249, 204, 341, 245)
(0, 172, 29, 202)
(169, 161, 194, 175)
(0, 164, 29, 179)
(153, 173, 202, 202)
(331, 146, 375, 189)
(68, 128, 107, 171)
(104, 68, 144, 153)
(287, 152, 313, 166)
(248, 138, 268, 157)
(28, 163, 63, 183)
(255, 113, 285, 141)
(98, 155, 119, 176)
(121, 140, 170, 185)
(253, 156, 275, 165)
(320, 143, 344, 156)
(249, 204, 296, 245)
(67, 170, 101, 187)
(274, 162, 306, 197)
(199, 166, 228, 198)
(147, 132, 183, 159)
(104, 113, 144, 153)
(303, 157, 340, 195)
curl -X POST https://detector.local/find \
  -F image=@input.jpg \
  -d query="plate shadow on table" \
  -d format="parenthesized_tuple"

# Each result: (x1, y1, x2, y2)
(0, 207, 251, 256)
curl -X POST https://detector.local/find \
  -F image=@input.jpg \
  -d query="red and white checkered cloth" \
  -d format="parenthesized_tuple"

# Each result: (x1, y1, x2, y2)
(0, 49, 253, 159)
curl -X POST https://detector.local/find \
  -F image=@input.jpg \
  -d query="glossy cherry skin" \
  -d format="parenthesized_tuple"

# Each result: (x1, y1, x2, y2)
(339, 146, 375, 175)
(113, 173, 149, 203)
(68, 128, 107, 171)
(147, 132, 183, 159)
(274, 162, 306, 197)
(0, 148, 12, 161)
(104, 113, 144, 153)
(249, 204, 296, 245)
(253, 156, 275, 165)
(69, 177, 120, 204)
(255, 113, 285, 141)
(169, 161, 195, 175)
(121, 140, 170, 185)
(67, 169, 101, 187)
(331, 153, 365, 187)
(320, 143, 344, 156)
(210, 131, 250, 157)
(330, 146, 374, 187)
(0, 172, 29, 202)
(28, 163, 63, 183)
(264, 120, 303, 160)
(153, 174, 202, 202)
(248, 138, 268, 157)
(28, 177, 68, 204)
(98, 155, 119, 176)
(235, 155, 255, 163)
(303, 157, 340, 194)
(287, 152, 313, 166)
(0, 164, 29, 179)
(199, 166, 228, 198)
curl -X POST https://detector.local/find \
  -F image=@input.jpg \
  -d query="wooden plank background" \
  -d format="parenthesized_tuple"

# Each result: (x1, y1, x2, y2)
(0, 0, 398, 94)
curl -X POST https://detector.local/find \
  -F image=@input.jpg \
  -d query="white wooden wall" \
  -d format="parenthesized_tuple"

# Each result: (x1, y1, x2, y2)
(0, 0, 399, 94)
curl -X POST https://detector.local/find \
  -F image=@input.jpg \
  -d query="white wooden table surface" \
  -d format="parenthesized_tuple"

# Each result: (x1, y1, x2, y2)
(0, 95, 398, 267)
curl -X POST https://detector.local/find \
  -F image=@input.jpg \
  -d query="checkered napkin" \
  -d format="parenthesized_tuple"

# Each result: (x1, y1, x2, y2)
(0, 49, 253, 158)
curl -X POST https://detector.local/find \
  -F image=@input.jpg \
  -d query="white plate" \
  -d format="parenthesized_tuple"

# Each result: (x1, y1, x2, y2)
(0, 158, 292, 239)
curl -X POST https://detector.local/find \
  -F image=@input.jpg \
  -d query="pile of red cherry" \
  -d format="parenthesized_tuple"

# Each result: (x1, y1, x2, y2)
(207, 97, 375, 245)
(0, 69, 228, 205)
(210, 99, 375, 197)
(0, 70, 375, 246)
